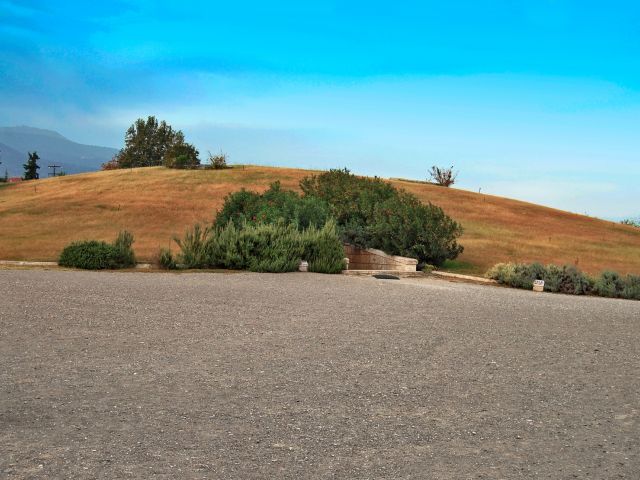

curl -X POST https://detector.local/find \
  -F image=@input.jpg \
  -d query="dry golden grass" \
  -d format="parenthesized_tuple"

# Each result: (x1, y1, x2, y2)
(1, 166, 639, 275)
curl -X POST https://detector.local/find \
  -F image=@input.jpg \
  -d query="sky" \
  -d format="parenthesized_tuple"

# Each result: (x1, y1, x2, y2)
(1, 0, 639, 219)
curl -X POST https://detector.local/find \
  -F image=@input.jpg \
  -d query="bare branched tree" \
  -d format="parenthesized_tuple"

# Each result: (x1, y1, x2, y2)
(428, 165, 457, 187)
(208, 150, 228, 169)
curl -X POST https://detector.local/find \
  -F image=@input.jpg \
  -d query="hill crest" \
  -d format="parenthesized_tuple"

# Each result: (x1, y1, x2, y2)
(1, 165, 638, 275)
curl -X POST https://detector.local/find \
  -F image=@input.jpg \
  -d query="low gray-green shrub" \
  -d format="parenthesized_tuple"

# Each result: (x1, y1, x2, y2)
(486, 262, 591, 294)
(557, 265, 592, 295)
(486, 262, 549, 289)
(58, 230, 136, 269)
(592, 271, 640, 300)
(622, 275, 640, 300)
(541, 264, 563, 292)
(593, 271, 625, 298)
(487, 262, 638, 299)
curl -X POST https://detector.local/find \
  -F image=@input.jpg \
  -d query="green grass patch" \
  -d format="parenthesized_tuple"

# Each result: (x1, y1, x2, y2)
(440, 259, 482, 275)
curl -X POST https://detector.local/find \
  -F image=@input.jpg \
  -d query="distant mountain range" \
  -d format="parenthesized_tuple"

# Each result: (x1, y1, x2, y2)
(0, 126, 118, 178)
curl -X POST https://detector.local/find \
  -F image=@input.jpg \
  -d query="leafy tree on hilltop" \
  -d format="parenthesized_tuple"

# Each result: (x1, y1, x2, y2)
(23, 151, 40, 180)
(107, 116, 199, 169)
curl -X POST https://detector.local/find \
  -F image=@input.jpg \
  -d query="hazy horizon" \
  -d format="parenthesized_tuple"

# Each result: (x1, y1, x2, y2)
(1, 1, 639, 219)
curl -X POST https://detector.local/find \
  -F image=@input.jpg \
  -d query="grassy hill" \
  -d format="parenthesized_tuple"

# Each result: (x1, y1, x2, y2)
(1, 165, 639, 275)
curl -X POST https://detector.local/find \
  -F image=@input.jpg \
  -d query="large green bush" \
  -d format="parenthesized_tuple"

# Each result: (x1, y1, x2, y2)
(486, 262, 639, 300)
(366, 192, 464, 266)
(59, 231, 137, 269)
(216, 169, 464, 267)
(174, 220, 346, 274)
(300, 168, 397, 226)
(300, 169, 463, 266)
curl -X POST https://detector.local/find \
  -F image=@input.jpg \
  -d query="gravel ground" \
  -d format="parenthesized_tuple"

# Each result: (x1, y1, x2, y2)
(1, 270, 639, 479)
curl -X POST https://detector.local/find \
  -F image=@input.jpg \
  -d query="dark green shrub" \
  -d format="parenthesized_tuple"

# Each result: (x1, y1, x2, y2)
(300, 168, 397, 228)
(58, 230, 137, 269)
(366, 192, 463, 267)
(301, 169, 463, 266)
(594, 271, 625, 298)
(214, 170, 463, 267)
(215, 182, 330, 230)
(211, 169, 463, 269)
(59, 241, 119, 269)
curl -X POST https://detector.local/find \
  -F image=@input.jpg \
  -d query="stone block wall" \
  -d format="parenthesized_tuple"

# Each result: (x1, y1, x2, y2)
(344, 244, 418, 272)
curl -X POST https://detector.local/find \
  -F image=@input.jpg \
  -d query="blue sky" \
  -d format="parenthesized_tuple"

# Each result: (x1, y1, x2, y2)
(1, 0, 639, 218)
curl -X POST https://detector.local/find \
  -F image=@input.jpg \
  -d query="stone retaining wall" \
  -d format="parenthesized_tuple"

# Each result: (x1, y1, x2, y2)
(344, 244, 418, 272)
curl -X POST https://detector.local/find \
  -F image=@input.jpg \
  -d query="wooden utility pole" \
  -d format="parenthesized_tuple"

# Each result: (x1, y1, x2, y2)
(48, 164, 62, 177)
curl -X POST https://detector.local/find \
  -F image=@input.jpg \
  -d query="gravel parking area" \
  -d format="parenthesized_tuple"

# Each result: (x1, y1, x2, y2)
(1, 270, 639, 479)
